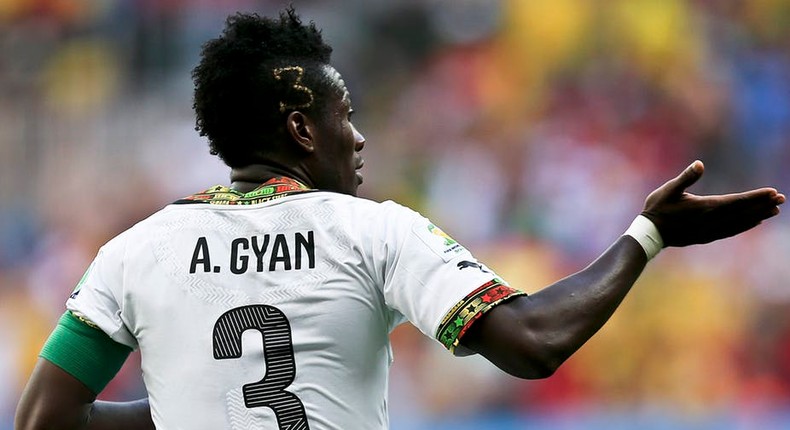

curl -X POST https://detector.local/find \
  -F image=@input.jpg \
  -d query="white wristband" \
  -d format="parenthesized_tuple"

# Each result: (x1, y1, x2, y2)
(624, 215, 664, 260)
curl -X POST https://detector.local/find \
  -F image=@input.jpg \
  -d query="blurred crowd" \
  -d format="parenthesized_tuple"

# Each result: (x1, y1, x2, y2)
(1, 0, 789, 428)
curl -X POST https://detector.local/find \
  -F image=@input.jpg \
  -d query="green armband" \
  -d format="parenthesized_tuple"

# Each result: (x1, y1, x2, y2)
(40, 311, 133, 394)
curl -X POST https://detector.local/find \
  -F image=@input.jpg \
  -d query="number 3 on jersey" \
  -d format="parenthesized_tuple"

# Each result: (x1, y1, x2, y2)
(213, 305, 311, 430)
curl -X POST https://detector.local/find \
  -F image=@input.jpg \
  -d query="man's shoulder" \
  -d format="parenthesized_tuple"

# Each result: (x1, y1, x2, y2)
(318, 193, 418, 219)
(289, 191, 409, 211)
(97, 205, 176, 251)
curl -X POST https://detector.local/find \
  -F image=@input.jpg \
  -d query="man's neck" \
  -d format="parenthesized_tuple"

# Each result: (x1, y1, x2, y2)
(229, 163, 313, 193)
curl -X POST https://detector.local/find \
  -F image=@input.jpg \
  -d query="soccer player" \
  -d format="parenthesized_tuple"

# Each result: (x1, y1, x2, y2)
(15, 8, 785, 430)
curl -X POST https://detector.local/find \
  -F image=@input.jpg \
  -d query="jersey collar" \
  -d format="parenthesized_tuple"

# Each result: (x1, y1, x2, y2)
(174, 177, 313, 205)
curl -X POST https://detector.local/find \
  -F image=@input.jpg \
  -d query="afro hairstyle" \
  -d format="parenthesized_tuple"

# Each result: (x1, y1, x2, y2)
(192, 7, 335, 167)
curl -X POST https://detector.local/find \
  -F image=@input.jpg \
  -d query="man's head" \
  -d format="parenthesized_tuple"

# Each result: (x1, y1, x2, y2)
(192, 8, 365, 195)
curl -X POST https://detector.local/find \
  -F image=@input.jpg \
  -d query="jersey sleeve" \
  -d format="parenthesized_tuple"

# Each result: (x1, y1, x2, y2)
(39, 311, 132, 394)
(377, 202, 526, 355)
(65, 235, 138, 350)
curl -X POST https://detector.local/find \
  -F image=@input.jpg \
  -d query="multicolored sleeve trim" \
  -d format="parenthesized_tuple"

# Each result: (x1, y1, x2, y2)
(436, 279, 527, 354)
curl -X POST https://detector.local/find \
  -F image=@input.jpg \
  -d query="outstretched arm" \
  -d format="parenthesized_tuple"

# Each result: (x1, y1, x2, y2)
(460, 161, 785, 379)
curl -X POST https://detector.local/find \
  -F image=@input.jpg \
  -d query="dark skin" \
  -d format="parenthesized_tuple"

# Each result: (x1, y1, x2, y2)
(232, 66, 365, 195)
(15, 73, 785, 428)
(461, 160, 785, 377)
(15, 361, 152, 430)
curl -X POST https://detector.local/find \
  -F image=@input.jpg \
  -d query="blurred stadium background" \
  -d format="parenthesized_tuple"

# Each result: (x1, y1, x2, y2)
(1, 0, 790, 428)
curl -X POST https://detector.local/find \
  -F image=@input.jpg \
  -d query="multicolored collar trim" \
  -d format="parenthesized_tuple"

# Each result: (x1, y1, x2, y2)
(174, 177, 313, 206)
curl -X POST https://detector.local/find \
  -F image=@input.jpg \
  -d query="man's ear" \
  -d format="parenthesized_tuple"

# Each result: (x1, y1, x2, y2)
(286, 111, 316, 153)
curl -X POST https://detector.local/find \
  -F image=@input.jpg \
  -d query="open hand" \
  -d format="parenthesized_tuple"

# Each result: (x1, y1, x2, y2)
(640, 161, 785, 247)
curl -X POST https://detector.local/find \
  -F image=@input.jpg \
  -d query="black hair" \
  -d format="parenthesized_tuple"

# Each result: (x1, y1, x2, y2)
(192, 8, 335, 167)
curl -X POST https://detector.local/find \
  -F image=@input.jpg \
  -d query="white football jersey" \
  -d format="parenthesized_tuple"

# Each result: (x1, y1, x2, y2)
(66, 183, 523, 430)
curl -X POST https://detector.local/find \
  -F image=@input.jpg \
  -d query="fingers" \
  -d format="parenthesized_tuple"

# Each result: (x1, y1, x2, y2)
(770, 189, 786, 205)
(703, 189, 785, 228)
(737, 187, 785, 201)
(722, 192, 784, 235)
(660, 160, 704, 197)
(712, 218, 764, 242)
(715, 188, 786, 212)
(642, 161, 785, 247)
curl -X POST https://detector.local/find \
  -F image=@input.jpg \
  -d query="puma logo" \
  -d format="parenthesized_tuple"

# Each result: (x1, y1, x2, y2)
(457, 260, 490, 273)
